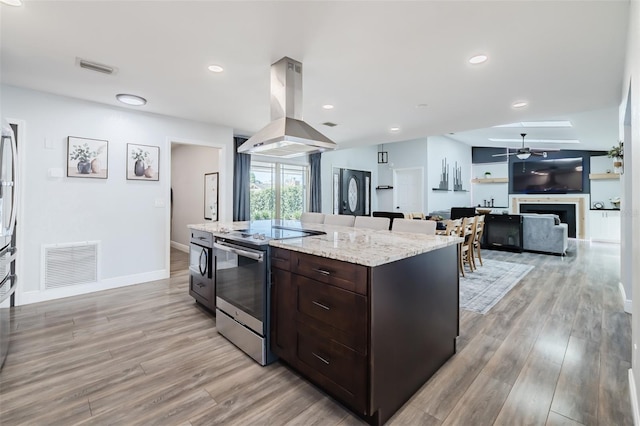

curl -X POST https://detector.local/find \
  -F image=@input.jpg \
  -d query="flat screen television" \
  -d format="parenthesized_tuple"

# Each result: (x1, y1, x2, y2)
(511, 157, 584, 194)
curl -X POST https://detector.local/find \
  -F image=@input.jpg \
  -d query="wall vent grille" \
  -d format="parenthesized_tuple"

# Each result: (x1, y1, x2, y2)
(43, 241, 99, 289)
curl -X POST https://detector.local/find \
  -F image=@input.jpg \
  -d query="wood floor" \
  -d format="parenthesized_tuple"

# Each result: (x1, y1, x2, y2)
(0, 241, 631, 425)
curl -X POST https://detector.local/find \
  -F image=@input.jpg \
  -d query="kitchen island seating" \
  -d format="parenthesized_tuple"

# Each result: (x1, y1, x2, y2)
(392, 218, 436, 235)
(300, 212, 325, 223)
(323, 214, 356, 227)
(354, 216, 390, 230)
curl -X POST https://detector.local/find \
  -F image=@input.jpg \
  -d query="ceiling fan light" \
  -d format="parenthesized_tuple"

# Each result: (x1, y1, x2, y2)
(516, 152, 531, 160)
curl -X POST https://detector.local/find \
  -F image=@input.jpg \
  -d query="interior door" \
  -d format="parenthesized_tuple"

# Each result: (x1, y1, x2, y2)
(393, 168, 424, 215)
(340, 169, 370, 216)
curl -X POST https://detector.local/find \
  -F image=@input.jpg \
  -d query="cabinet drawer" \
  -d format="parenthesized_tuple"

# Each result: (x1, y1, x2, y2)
(190, 273, 212, 302)
(296, 275, 367, 353)
(296, 324, 367, 412)
(270, 247, 291, 271)
(190, 230, 213, 246)
(292, 252, 367, 295)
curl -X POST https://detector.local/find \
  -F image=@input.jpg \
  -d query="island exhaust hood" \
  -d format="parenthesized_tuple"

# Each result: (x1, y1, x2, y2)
(238, 57, 337, 158)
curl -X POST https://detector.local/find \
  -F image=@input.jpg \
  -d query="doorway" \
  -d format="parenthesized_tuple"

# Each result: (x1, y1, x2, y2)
(393, 167, 424, 215)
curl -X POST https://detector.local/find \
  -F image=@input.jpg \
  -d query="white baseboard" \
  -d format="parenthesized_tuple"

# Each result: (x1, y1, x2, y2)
(619, 282, 633, 314)
(18, 269, 169, 306)
(170, 241, 189, 253)
(630, 369, 639, 426)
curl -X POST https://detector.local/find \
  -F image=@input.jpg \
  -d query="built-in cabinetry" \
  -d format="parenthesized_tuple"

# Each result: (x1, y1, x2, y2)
(589, 210, 621, 243)
(270, 245, 458, 425)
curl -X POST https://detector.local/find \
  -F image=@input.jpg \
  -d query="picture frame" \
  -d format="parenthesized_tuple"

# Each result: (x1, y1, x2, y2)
(127, 143, 159, 181)
(67, 136, 108, 179)
(204, 172, 219, 221)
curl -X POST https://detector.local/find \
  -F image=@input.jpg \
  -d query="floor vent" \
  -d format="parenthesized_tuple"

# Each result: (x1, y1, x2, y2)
(43, 241, 99, 290)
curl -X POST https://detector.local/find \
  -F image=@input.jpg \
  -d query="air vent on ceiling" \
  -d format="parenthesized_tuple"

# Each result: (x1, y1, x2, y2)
(42, 241, 99, 290)
(76, 57, 116, 75)
(322, 122, 338, 127)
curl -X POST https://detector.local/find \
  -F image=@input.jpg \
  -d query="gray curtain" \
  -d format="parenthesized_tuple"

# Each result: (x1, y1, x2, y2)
(233, 137, 250, 221)
(309, 152, 322, 212)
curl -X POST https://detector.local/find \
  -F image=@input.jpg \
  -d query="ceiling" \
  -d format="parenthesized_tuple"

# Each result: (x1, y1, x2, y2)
(0, 1, 629, 152)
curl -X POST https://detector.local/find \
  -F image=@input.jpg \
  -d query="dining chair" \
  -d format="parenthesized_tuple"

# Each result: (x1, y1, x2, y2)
(458, 216, 477, 277)
(391, 218, 436, 235)
(323, 214, 356, 227)
(354, 216, 390, 231)
(472, 215, 485, 267)
(300, 212, 325, 223)
(443, 218, 462, 236)
(408, 212, 425, 220)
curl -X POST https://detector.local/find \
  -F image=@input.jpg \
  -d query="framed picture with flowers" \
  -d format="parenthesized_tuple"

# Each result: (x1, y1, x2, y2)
(204, 172, 219, 221)
(127, 143, 159, 181)
(67, 136, 108, 179)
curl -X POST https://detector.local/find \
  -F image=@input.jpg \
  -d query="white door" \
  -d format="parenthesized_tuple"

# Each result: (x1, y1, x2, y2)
(393, 168, 424, 215)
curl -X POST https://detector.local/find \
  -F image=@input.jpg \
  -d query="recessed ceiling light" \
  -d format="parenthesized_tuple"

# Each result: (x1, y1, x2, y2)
(0, 0, 23, 6)
(116, 94, 147, 106)
(390, 127, 401, 133)
(322, 104, 334, 110)
(469, 54, 488, 65)
(512, 101, 528, 109)
(207, 65, 224, 73)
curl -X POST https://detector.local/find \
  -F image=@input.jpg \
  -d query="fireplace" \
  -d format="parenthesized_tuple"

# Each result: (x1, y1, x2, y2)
(519, 203, 576, 238)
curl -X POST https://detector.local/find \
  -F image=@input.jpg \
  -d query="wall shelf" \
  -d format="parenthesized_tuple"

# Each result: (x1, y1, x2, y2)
(431, 188, 450, 192)
(471, 177, 509, 184)
(453, 189, 468, 192)
(589, 173, 620, 180)
(375, 185, 393, 190)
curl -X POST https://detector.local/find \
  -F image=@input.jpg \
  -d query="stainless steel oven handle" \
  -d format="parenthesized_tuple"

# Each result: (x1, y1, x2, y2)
(214, 242, 264, 262)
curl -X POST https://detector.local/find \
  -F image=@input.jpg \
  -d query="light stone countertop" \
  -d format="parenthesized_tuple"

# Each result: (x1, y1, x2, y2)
(188, 220, 462, 267)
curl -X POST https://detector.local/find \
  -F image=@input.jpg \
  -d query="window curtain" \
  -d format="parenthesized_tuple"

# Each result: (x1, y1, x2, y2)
(309, 152, 322, 213)
(233, 136, 250, 221)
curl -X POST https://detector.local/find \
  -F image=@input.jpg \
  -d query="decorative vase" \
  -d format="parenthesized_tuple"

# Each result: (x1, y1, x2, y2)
(90, 158, 101, 174)
(144, 166, 154, 178)
(77, 160, 91, 174)
(134, 160, 145, 176)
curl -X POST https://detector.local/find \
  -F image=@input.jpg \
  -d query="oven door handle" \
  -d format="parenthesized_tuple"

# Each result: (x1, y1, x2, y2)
(213, 242, 264, 262)
(198, 248, 207, 275)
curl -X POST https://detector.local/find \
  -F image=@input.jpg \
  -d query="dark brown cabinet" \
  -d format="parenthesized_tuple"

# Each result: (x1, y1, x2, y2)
(270, 244, 460, 425)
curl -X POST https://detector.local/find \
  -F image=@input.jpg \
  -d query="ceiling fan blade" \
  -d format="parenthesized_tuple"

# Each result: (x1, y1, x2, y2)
(491, 152, 513, 157)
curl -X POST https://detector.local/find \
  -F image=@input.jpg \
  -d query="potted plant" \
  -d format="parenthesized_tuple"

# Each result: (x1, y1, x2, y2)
(69, 143, 97, 174)
(483, 171, 492, 179)
(131, 148, 150, 177)
(607, 142, 623, 169)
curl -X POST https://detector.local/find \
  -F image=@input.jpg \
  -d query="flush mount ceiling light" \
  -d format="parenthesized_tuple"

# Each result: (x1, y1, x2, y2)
(389, 127, 401, 133)
(512, 101, 529, 109)
(116, 94, 147, 106)
(0, 0, 23, 6)
(207, 65, 224, 73)
(322, 104, 334, 110)
(468, 54, 488, 65)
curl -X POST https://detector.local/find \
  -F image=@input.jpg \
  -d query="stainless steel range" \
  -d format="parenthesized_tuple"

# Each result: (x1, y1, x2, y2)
(214, 224, 323, 365)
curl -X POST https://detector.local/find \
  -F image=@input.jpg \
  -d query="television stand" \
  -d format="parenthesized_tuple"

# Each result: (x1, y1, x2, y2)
(483, 214, 523, 253)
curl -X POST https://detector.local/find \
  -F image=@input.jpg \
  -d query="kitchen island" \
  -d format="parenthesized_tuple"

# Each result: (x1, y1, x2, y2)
(188, 221, 461, 425)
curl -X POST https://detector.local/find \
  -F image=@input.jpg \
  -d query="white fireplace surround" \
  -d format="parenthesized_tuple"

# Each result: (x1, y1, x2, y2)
(510, 195, 588, 239)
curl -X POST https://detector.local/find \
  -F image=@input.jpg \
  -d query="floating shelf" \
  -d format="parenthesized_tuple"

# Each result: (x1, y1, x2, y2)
(453, 189, 468, 192)
(431, 188, 450, 192)
(589, 173, 620, 180)
(375, 185, 393, 190)
(471, 177, 509, 184)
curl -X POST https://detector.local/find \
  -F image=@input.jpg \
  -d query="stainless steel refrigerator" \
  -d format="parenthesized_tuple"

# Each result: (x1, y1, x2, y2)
(0, 120, 18, 371)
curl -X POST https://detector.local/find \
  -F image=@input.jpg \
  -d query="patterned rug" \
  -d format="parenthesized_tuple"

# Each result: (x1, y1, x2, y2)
(460, 259, 534, 314)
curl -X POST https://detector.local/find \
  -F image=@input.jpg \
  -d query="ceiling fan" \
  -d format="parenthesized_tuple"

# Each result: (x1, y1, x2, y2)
(492, 133, 547, 160)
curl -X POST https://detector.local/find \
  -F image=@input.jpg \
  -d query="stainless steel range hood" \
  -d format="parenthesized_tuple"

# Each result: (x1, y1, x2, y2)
(238, 57, 337, 158)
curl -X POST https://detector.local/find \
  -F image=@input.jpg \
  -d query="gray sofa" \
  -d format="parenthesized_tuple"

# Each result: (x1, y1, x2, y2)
(522, 213, 568, 255)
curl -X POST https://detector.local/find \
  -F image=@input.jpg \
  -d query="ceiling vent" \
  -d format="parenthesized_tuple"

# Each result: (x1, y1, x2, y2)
(322, 122, 338, 127)
(76, 57, 116, 75)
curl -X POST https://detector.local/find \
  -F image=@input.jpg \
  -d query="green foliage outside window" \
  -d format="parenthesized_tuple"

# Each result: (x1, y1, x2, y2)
(250, 185, 304, 220)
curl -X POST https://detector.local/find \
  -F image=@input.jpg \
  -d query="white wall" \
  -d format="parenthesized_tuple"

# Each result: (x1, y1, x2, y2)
(624, 0, 640, 420)
(1, 85, 233, 304)
(320, 145, 379, 214)
(590, 155, 623, 209)
(471, 162, 509, 209)
(427, 135, 472, 213)
(171, 144, 219, 249)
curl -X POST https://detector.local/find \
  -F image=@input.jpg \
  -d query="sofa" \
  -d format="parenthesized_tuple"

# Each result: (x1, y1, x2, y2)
(521, 213, 568, 255)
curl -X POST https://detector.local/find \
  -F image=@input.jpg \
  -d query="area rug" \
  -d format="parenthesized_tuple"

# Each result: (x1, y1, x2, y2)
(460, 259, 534, 314)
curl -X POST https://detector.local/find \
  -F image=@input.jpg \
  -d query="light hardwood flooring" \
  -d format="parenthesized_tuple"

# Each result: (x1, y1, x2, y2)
(0, 241, 631, 425)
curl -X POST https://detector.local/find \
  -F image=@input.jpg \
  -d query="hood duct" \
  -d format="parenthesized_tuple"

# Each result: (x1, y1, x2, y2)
(238, 57, 337, 158)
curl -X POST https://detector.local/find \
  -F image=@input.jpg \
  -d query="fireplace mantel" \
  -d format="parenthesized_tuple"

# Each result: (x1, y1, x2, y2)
(511, 196, 586, 239)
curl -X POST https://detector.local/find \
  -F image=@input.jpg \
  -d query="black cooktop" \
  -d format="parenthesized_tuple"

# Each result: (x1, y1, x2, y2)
(223, 225, 325, 246)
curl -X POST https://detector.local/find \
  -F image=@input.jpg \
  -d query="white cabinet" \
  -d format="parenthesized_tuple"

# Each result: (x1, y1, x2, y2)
(589, 210, 621, 243)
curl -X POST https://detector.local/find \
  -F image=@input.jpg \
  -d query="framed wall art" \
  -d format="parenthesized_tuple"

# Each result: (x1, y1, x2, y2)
(67, 136, 108, 179)
(204, 172, 219, 221)
(127, 143, 159, 181)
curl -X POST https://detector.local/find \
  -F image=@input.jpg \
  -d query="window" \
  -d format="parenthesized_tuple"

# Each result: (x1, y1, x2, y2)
(250, 161, 308, 220)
